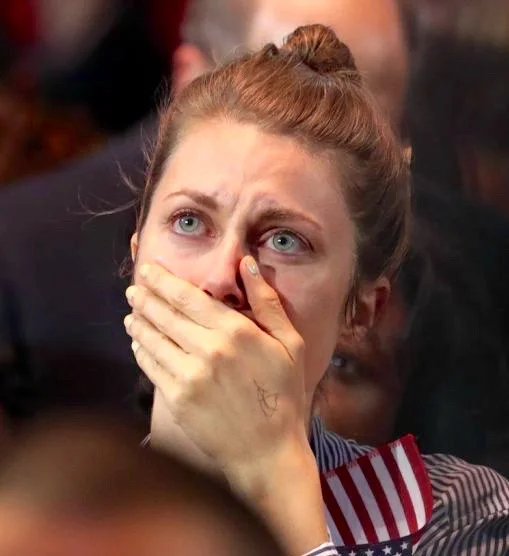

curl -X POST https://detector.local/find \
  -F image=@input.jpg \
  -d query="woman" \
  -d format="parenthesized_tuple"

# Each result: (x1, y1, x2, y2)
(123, 25, 509, 555)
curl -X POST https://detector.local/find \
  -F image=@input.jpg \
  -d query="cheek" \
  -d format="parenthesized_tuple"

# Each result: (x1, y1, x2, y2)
(272, 268, 350, 393)
(134, 224, 206, 287)
(318, 379, 400, 445)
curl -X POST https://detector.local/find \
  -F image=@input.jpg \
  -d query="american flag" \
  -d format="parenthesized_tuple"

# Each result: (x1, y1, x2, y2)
(334, 536, 413, 555)
(320, 435, 433, 551)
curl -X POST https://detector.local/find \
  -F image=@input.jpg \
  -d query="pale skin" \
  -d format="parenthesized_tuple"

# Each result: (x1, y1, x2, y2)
(125, 119, 387, 555)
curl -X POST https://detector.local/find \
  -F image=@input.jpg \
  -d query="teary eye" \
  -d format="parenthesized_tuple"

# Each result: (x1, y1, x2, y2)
(171, 211, 206, 236)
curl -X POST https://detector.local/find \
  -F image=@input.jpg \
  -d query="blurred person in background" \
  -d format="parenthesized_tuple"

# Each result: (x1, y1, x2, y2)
(0, 0, 181, 184)
(0, 1, 185, 423)
(176, 0, 409, 132)
(407, 0, 509, 216)
(402, 0, 464, 36)
(401, 3, 509, 456)
(0, 413, 285, 556)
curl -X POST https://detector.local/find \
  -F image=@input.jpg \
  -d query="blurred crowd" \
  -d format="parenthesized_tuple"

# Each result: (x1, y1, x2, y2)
(0, 0, 184, 182)
(0, 0, 508, 554)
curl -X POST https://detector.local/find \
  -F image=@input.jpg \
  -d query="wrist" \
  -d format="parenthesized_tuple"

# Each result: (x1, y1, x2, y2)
(224, 430, 329, 556)
(224, 428, 312, 498)
(151, 390, 219, 476)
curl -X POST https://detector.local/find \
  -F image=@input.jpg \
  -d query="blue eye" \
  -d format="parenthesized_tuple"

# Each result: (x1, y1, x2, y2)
(329, 355, 364, 384)
(331, 354, 347, 369)
(173, 213, 204, 235)
(267, 231, 302, 253)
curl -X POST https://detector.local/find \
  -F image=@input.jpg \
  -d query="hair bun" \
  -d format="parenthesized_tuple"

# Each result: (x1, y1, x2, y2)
(281, 24, 358, 75)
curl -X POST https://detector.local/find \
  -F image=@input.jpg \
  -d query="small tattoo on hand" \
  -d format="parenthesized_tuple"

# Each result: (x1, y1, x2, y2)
(254, 380, 279, 418)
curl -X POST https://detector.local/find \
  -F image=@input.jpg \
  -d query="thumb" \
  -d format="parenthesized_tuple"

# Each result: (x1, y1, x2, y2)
(240, 256, 302, 358)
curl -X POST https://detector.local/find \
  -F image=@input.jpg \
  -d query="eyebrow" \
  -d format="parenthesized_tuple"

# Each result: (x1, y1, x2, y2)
(255, 207, 323, 231)
(164, 189, 323, 231)
(164, 189, 219, 211)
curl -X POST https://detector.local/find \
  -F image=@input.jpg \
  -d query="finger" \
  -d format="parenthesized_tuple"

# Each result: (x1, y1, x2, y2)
(130, 340, 171, 393)
(126, 285, 212, 354)
(136, 263, 230, 327)
(240, 256, 303, 359)
(124, 313, 189, 374)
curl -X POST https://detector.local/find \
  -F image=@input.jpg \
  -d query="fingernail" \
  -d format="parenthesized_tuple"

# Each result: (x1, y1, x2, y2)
(246, 256, 259, 276)
(131, 340, 140, 353)
(124, 314, 134, 330)
(139, 264, 151, 279)
(126, 285, 137, 303)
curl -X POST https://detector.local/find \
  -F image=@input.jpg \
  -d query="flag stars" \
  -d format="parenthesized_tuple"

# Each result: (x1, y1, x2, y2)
(400, 542, 409, 550)
(382, 546, 393, 555)
(348, 551, 357, 556)
(365, 550, 374, 556)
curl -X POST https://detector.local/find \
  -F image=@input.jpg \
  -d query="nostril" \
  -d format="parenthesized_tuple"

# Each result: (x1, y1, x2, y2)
(224, 293, 242, 308)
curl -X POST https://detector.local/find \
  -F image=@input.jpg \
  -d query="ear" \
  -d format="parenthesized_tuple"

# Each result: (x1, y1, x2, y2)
(403, 145, 412, 163)
(350, 276, 391, 339)
(130, 232, 139, 263)
(172, 43, 211, 94)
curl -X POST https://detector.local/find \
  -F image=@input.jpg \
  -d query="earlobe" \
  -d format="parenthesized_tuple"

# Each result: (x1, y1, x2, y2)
(130, 233, 139, 263)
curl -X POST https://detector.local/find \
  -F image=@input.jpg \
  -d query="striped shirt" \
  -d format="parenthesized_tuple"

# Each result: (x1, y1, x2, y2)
(307, 417, 509, 555)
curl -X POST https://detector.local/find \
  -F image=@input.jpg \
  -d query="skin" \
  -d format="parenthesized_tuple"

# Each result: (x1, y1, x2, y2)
(125, 119, 387, 553)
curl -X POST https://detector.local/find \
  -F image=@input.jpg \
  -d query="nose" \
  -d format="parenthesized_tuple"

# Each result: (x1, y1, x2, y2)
(198, 237, 247, 310)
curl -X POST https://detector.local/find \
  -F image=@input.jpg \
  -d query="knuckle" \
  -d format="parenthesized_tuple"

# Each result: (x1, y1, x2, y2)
(289, 334, 305, 359)
(227, 322, 252, 343)
(136, 321, 151, 346)
(135, 286, 150, 310)
(151, 334, 167, 365)
(155, 315, 172, 339)
(148, 265, 163, 289)
(150, 356, 163, 375)
(135, 345, 147, 366)
(261, 289, 282, 309)
(205, 338, 233, 365)
(130, 316, 143, 336)
(178, 362, 209, 398)
(137, 346, 151, 368)
(170, 390, 189, 422)
(174, 289, 191, 311)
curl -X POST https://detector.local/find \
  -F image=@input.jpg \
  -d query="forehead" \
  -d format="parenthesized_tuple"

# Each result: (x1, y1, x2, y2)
(157, 119, 346, 217)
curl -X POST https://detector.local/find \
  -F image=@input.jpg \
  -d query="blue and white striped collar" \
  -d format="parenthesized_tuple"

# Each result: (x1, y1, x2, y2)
(310, 416, 372, 474)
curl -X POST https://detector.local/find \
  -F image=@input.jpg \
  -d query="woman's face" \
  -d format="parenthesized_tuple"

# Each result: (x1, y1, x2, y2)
(318, 292, 407, 445)
(132, 119, 356, 399)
